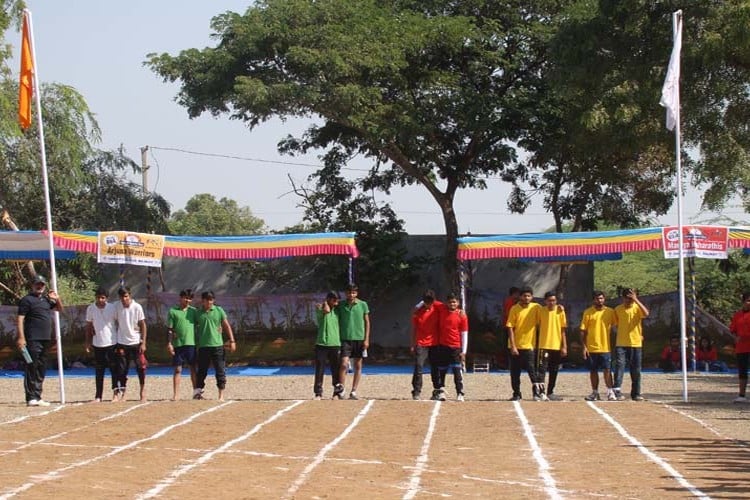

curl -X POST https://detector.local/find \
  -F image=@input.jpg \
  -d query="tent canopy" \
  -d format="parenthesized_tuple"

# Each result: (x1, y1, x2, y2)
(0, 230, 359, 261)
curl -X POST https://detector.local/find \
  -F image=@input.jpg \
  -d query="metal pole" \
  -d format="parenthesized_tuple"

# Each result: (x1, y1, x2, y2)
(141, 145, 149, 194)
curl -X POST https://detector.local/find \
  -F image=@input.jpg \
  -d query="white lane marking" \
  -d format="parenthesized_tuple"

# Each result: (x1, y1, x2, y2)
(0, 402, 150, 456)
(0, 401, 235, 499)
(661, 403, 750, 450)
(513, 401, 563, 500)
(402, 401, 441, 499)
(0, 403, 69, 425)
(285, 399, 375, 498)
(137, 400, 304, 499)
(587, 402, 711, 499)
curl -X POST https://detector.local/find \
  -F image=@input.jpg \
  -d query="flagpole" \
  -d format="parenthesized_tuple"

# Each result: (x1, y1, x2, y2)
(24, 9, 66, 404)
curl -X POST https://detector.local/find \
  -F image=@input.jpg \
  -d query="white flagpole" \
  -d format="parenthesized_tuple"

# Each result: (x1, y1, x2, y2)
(660, 10, 687, 402)
(24, 9, 66, 404)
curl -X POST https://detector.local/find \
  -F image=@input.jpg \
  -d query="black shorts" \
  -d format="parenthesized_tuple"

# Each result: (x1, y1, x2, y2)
(340, 340, 365, 359)
(173, 345, 196, 367)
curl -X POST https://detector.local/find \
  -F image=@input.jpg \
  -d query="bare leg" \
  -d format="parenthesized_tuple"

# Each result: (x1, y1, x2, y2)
(339, 356, 350, 392)
(603, 368, 613, 389)
(351, 358, 363, 392)
(589, 371, 599, 391)
(218, 388, 225, 402)
(189, 364, 197, 390)
(172, 366, 182, 401)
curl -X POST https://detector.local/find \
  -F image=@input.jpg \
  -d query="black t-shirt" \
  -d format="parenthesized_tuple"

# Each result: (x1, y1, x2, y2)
(18, 293, 56, 340)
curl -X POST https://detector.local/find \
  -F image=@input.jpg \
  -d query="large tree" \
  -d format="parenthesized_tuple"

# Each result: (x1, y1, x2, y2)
(168, 193, 265, 235)
(147, 0, 567, 288)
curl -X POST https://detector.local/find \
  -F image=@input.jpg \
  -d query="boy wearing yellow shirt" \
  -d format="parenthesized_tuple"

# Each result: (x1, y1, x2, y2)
(538, 291, 568, 401)
(613, 288, 650, 401)
(580, 291, 617, 401)
(506, 288, 543, 401)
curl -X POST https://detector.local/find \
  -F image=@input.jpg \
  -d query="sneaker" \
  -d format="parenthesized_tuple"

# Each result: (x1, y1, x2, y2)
(193, 389, 205, 400)
(437, 389, 446, 402)
(348, 392, 359, 400)
(508, 394, 522, 401)
(539, 393, 549, 401)
(27, 399, 50, 407)
(632, 395, 645, 402)
(314, 394, 323, 400)
(547, 394, 563, 401)
(430, 390, 441, 401)
(456, 394, 465, 402)
(733, 395, 748, 403)
(411, 391, 420, 401)
(607, 392, 617, 401)
(332, 383, 344, 399)
(584, 391, 600, 401)
(614, 390, 626, 401)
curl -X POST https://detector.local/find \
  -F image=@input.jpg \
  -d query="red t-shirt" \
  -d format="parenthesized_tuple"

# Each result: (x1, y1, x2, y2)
(661, 346, 681, 364)
(730, 309, 750, 354)
(695, 347, 717, 362)
(412, 301, 441, 347)
(502, 297, 516, 327)
(439, 306, 468, 348)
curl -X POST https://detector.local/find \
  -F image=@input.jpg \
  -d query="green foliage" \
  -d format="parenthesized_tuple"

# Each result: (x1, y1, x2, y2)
(168, 193, 265, 236)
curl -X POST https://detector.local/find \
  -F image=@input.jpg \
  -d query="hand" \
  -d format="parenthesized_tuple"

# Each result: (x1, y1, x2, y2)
(139, 342, 147, 354)
(227, 340, 237, 353)
(460, 353, 466, 363)
(167, 343, 174, 355)
(48, 290, 59, 300)
(16, 338, 26, 349)
(511, 347, 519, 356)
(582, 347, 589, 360)
(85, 344, 91, 354)
(561, 347, 568, 358)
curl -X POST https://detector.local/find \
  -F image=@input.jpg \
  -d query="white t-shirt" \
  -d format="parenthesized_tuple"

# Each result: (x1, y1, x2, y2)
(85, 302, 117, 347)
(115, 301, 145, 346)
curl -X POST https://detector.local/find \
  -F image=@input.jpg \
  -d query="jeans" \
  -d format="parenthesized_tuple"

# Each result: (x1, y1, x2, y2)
(24, 339, 50, 402)
(411, 345, 439, 395)
(196, 346, 227, 390)
(314, 345, 340, 396)
(539, 349, 562, 395)
(93, 345, 117, 399)
(615, 346, 642, 398)
(510, 349, 542, 397)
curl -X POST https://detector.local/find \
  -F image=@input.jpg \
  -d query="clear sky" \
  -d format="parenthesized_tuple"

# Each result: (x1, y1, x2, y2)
(13, 1, 744, 235)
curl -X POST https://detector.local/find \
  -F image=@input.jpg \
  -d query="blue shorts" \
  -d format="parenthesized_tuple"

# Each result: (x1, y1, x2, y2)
(586, 352, 611, 371)
(173, 345, 196, 367)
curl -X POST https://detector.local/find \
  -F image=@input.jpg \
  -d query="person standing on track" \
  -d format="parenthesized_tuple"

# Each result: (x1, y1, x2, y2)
(194, 291, 236, 402)
(580, 291, 617, 401)
(411, 289, 441, 400)
(729, 291, 750, 403)
(113, 286, 148, 402)
(84, 287, 117, 402)
(613, 288, 650, 401)
(314, 291, 342, 400)
(167, 289, 198, 401)
(336, 283, 370, 400)
(433, 293, 468, 402)
(506, 287, 543, 401)
(16, 275, 64, 407)
(537, 291, 567, 401)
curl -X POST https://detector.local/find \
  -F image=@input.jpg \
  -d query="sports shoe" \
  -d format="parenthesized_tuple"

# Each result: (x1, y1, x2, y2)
(456, 394, 465, 402)
(348, 392, 359, 400)
(733, 395, 748, 403)
(411, 391, 420, 401)
(508, 393, 522, 401)
(430, 389, 446, 401)
(547, 394, 563, 401)
(314, 394, 323, 400)
(584, 391, 600, 401)
(332, 383, 344, 399)
(607, 392, 617, 401)
(193, 389, 205, 400)
(614, 390, 626, 401)
(632, 395, 645, 402)
(27, 399, 50, 407)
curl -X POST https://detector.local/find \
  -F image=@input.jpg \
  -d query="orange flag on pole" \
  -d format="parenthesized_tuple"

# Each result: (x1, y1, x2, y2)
(18, 12, 33, 130)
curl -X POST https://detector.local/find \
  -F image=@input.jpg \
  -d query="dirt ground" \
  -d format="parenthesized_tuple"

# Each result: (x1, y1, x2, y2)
(0, 370, 749, 499)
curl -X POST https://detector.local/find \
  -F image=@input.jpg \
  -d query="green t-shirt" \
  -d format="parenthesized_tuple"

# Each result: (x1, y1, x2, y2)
(336, 299, 369, 341)
(167, 305, 197, 347)
(195, 305, 228, 348)
(316, 308, 341, 347)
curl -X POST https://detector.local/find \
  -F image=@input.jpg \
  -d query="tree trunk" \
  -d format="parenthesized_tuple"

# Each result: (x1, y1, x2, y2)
(440, 199, 461, 295)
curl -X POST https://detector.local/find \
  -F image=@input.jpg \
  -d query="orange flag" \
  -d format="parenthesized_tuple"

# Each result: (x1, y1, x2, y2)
(18, 13, 33, 130)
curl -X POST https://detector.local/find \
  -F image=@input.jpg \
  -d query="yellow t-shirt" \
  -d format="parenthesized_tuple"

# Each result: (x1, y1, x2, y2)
(539, 305, 567, 350)
(614, 303, 645, 347)
(506, 302, 541, 350)
(579, 306, 615, 353)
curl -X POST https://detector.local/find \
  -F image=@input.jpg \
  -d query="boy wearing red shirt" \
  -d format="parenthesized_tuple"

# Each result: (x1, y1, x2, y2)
(433, 293, 469, 402)
(729, 292, 750, 403)
(411, 290, 441, 400)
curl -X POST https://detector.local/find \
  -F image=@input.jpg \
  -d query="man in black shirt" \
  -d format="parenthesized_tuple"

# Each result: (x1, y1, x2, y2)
(16, 275, 64, 406)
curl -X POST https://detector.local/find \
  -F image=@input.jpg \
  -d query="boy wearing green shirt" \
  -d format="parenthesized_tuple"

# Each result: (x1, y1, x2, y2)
(336, 283, 370, 400)
(194, 291, 236, 401)
(314, 291, 342, 399)
(167, 289, 197, 401)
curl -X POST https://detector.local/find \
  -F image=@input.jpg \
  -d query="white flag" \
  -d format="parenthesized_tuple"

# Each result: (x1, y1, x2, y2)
(660, 10, 682, 131)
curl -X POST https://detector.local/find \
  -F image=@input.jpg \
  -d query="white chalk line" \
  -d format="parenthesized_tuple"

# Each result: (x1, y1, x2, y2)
(462, 473, 638, 498)
(661, 402, 750, 451)
(513, 401, 563, 500)
(0, 400, 235, 499)
(0, 402, 150, 457)
(0, 403, 70, 425)
(402, 401, 441, 499)
(587, 402, 711, 499)
(285, 399, 375, 498)
(136, 400, 304, 499)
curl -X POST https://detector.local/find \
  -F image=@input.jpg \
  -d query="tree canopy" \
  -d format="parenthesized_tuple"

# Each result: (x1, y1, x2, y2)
(168, 193, 265, 235)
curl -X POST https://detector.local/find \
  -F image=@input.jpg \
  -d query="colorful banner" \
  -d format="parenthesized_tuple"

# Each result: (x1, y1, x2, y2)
(97, 231, 165, 267)
(662, 226, 729, 259)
